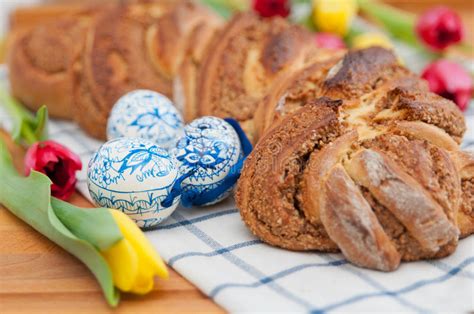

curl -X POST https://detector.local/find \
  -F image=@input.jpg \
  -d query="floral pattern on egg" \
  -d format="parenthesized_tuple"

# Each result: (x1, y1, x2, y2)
(172, 116, 242, 206)
(87, 137, 180, 228)
(107, 90, 184, 150)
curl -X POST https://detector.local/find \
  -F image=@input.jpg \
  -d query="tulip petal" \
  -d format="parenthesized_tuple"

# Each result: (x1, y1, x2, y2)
(352, 32, 393, 50)
(109, 210, 169, 279)
(129, 258, 155, 294)
(52, 198, 123, 251)
(101, 239, 139, 292)
(313, 0, 357, 36)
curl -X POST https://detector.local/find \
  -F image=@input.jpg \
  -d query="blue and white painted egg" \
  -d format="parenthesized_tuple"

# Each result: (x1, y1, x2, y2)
(106, 89, 184, 150)
(87, 137, 180, 228)
(172, 116, 242, 206)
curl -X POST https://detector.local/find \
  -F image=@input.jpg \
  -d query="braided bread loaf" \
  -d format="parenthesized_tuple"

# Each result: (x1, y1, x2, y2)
(196, 12, 334, 143)
(7, 7, 97, 118)
(6, 4, 473, 270)
(7, 0, 221, 138)
(7, 6, 329, 142)
(236, 48, 473, 271)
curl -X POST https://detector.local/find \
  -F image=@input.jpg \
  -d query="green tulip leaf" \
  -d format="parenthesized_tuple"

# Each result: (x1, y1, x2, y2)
(51, 198, 122, 251)
(200, 0, 235, 19)
(0, 139, 120, 306)
(357, 0, 418, 46)
(31, 105, 49, 142)
(0, 90, 49, 145)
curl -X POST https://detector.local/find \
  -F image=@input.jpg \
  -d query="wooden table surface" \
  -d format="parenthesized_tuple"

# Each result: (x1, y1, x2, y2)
(0, 1, 472, 313)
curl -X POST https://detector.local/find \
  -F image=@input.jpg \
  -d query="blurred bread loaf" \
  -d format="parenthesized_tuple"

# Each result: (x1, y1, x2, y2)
(172, 6, 222, 122)
(72, 1, 175, 138)
(7, 8, 97, 118)
(6, 0, 222, 138)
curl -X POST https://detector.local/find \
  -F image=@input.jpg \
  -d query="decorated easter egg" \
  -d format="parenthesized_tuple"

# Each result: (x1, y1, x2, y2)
(172, 116, 244, 206)
(87, 137, 180, 228)
(107, 89, 184, 150)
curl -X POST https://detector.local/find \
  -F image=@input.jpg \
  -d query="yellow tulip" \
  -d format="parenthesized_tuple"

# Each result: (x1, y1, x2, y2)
(101, 209, 168, 294)
(312, 0, 358, 36)
(352, 32, 394, 50)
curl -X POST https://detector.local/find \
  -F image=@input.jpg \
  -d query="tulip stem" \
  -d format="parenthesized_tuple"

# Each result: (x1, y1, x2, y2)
(0, 90, 34, 144)
(20, 126, 37, 146)
(200, 0, 244, 19)
(357, 0, 418, 46)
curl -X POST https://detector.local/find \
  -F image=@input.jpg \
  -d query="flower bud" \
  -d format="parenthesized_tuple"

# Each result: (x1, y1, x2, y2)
(416, 6, 464, 51)
(24, 140, 82, 200)
(252, 0, 290, 18)
(312, 0, 357, 36)
(101, 209, 168, 294)
(352, 32, 393, 50)
(315, 32, 346, 49)
(421, 60, 472, 111)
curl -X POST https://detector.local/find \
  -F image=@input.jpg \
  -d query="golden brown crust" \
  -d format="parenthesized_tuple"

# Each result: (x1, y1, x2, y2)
(346, 148, 459, 253)
(172, 4, 223, 122)
(254, 52, 344, 141)
(236, 48, 470, 271)
(7, 15, 93, 118)
(73, 3, 175, 138)
(390, 121, 459, 151)
(72, 1, 222, 138)
(323, 47, 408, 99)
(8, 1, 222, 138)
(197, 12, 319, 143)
(450, 150, 474, 237)
(320, 165, 401, 271)
(148, 1, 223, 81)
(236, 99, 343, 251)
(298, 130, 357, 226)
(8, 4, 99, 32)
(386, 86, 466, 142)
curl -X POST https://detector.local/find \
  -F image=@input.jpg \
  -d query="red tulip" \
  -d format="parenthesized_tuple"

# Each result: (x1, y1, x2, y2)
(252, 0, 290, 18)
(421, 60, 472, 112)
(416, 6, 464, 51)
(315, 32, 346, 50)
(25, 140, 82, 200)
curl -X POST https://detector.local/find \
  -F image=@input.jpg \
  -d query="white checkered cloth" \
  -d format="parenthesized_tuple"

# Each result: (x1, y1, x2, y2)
(1, 48, 473, 312)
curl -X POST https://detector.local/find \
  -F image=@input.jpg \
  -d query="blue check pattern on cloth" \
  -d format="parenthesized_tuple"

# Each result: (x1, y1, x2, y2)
(1, 44, 473, 312)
